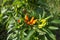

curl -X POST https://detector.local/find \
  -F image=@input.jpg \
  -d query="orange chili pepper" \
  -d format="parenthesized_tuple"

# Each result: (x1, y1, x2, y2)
(25, 14, 29, 21)
(27, 21, 31, 25)
(24, 15, 37, 25)
(17, 20, 20, 23)
(31, 19, 37, 25)
(29, 17, 34, 23)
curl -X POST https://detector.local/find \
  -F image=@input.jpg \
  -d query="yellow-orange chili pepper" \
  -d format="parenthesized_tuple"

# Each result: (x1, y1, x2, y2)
(24, 15, 37, 25)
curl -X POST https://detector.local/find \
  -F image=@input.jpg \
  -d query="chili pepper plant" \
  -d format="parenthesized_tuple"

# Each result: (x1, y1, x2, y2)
(0, 0, 60, 40)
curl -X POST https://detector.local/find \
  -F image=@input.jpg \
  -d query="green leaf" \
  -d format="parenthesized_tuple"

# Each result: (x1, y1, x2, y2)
(0, 0, 2, 4)
(24, 29, 35, 40)
(51, 19, 60, 24)
(48, 26, 59, 30)
(40, 35, 48, 40)
(3, 0, 7, 5)
(36, 29, 46, 35)
(20, 30, 25, 40)
(42, 11, 46, 18)
(39, 14, 41, 20)
(7, 33, 17, 40)
(42, 28, 56, 40)
(13, 0, 22, 8)
(44, 35, 48, 40)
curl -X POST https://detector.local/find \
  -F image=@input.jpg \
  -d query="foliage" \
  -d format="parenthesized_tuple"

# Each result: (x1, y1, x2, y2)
(0, 0, 60, 40)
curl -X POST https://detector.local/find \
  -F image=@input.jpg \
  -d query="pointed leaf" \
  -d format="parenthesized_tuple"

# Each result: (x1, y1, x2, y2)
(51, 20, 60, 24)
(48, 26, 59, 30)
(24, 29, 35, 40)
(42, 28, 56, 40)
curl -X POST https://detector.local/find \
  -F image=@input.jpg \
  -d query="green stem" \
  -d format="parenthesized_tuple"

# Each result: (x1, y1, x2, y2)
(17, 29, 20, 40)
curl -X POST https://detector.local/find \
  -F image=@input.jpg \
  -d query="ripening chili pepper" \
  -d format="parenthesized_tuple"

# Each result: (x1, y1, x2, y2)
(17, 19, 20, 23)
(31, 19, 37, 25)
(29, 17, 34, 23)
(25, 14, 29, 21)
(24, 14, 37, 25)
(38, 19, 47, 28)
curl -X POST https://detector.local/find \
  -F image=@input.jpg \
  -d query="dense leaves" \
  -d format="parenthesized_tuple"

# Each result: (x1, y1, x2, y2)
(0, 0, 60, 40)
